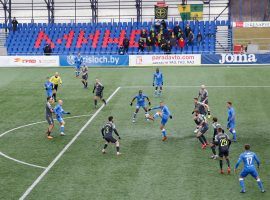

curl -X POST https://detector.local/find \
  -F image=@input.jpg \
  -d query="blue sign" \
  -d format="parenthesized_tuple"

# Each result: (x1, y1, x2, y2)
(60, 55, 129, 67)
(202, 54, 270, 65)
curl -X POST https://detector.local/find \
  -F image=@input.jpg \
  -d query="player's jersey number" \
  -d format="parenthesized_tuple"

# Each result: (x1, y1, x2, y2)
(220, 139, 228, 147)
(246, 156, 253, 166)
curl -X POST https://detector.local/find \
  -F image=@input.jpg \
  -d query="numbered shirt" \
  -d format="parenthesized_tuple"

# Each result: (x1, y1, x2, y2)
(135, 94, 148, 105)
(215, 133, 230, 151)
(102, 122, 116, 138)
(237, 151, 260, 169)
(44, 81, 53, 91)
(198, 89, 208, 102)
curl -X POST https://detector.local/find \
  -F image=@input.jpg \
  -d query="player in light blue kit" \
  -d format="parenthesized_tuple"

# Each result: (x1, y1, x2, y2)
(54, 100, 71, 136)
(234, 144, 265, 193)
(74, 52, 83, 77)
(130, 90, 151, 123)
(148, 101, 172, 141)
(227, 101, 237, 142)
(44, 77, 54, 98)
(153, 68, 163, 97)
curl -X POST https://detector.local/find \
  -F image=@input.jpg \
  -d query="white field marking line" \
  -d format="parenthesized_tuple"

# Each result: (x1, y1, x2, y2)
(0, 114, 92, 170)
(121, 85, 270, 89)
(0, 114, 93, 138)
(0, 151, 46, 169)
(19, 87, 121, 200)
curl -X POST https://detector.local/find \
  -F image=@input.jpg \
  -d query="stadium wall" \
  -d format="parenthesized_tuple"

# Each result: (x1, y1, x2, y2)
(0, 54, 270, 67)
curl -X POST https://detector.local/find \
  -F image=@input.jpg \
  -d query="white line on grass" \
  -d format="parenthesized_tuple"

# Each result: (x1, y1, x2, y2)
(0, 151, 46, 169)
(121, 85, 270, 89)
(19, 87, 121, 200)
(0, 114, 93, 138)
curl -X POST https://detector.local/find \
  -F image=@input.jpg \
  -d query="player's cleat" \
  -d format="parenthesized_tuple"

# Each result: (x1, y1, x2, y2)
(220, 170, 224, 174)
(210, 155, 218, 159)
(194, 128, 199, 133)
(132, 119, 136, 123)
(240, 190, 246, 193)
(261, 190, 265, 193)
(207, 115, 211, 119)
(102, 149, 106, 154)
(162, 136, 167, 141)
(47, 135, 53, 139)
(116, 152, 121, 156)
(227, 167, 231, 174)
(60, 132, 65, 136)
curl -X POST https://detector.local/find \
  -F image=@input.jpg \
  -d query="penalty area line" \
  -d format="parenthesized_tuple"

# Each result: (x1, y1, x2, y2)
(19, 87, 121, 200)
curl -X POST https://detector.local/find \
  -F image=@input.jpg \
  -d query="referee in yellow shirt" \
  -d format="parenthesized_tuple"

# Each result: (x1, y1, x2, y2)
(50, 72, 62, 101)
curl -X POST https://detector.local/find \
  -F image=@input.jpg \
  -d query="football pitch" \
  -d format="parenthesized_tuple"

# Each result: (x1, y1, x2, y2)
(1, 66, 270, 200)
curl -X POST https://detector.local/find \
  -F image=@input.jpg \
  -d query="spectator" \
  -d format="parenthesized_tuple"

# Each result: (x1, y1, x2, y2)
(157, 31, 163, 46)
(155, 20, 161, 32)
(164, 40, 172, 54)
(197, 31, 202, 46)
(178, 37, 185, 52)
(11, 17, 18, 33)
(146, 36, 155, 52)
(149, 28, 156, 39)
(123, 37, 129, 53)
(177, 30, 185, 40)
(160, 36, 167, 51)
(138, 38, 145, 52)
(44, 44, 52, 56)
(185, 23, 191, 38)
(173, 24, 181, 36)
(118, 45, 125, 55)
(170, 32, 177, 47)
(187, 31, 194, 46)
(140, 29, 148, 43)
(161, 19, 167, 30)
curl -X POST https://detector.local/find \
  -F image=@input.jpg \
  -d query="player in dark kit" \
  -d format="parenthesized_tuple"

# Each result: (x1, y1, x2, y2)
(45, 96, 54, 139)
(81, 65, 88, 88)
(214, 127, 232, 174)
(210, 117, 223, 159)
(101, 116, 121, 155)
(193, 110, 209, 149)
(92, 79, 107, 108)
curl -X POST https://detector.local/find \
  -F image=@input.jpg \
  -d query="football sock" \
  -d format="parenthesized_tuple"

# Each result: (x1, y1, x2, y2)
(133, 112, 137, 119)
(211, 146, 216, 155)
(257, 179, 264, 191)
(52, 93, 56, 101)
(85, 82, 88, 87)
(82, 80, 85, 86)
(116, 146, 120, 152)
(239, 178, 245, 191)
(162, 129, 166, 137)
(219, 160, 223, 170)
(94, 99, 97, 106)
(226, 158, 230, 167)
(103, 144, 108, 149)
(230, 129, 237, 141)
(102, 99, 106, 104)
(201, 135, 207, 144)
(47, 129, 51, 136)
(208, 110, 211, 115)
(60, 125, 64, 133)
(198, 136, 204, 144)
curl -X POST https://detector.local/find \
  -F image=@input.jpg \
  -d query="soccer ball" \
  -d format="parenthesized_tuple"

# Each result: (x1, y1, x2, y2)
(145, 113, 150, 118)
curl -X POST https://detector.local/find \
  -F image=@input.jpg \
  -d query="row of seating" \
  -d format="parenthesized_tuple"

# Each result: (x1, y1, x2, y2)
(4, 20, 230, 55)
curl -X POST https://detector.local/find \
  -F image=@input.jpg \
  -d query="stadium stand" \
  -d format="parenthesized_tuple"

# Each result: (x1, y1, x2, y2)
(4, 20, 230, 55)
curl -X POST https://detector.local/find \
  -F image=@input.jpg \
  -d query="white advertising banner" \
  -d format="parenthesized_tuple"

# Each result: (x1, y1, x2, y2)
(233, 21, 270, 28)
(129, 54, 201, 66)
(0, 56, 59, 67)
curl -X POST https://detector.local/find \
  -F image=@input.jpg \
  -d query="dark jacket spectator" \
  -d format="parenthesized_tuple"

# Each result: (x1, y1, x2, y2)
(164, 41, 172, 54)
(177, 30, 185, 40)
(138, 39, 145, 52)
(123, 37, 129, 52)
(173, 24, 180, 36)
(170, 32, 177, 46)
(188, 31, 194, 46)
(140, 29, 148, 43)
(161, 20, 167, 30)
(185, 24, 191, 37)
(118, 45, 125, 55)
(197, 32, 202, 46)
(11, 17, 18, 33)
(146, 37, 155, 52)
(178, 37, 185, 50)
(149, 29, 156, 39)
(160, 37, 167, 50)
(44, 44, 52, 56)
